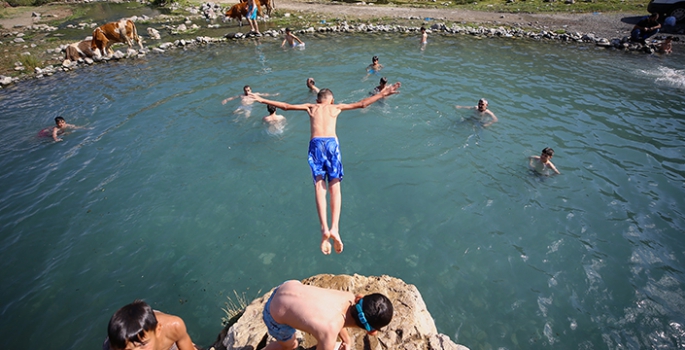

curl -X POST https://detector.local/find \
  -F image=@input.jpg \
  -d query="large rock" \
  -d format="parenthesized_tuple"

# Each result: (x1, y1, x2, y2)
(211, 274, 468, 350)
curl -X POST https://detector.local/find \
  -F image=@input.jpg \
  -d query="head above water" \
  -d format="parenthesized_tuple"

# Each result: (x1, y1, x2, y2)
(107, 300, 158, 350)
(379, 77, 388, 85)
(243, 85, 251, 94)
(55, 116, 65, 125)
(267, 104, 277, 114)
(477, 98, 488, 111)
(352, 294, 394, 333)
(372, 55, 379, 63)
(541, 147, 555, 158)
(317, 88, 334, 103)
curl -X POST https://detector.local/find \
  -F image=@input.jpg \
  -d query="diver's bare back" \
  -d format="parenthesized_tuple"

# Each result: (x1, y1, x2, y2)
(308, 104, 342, 139)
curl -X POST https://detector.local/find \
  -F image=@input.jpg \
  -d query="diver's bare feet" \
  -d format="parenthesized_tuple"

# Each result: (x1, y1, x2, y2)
(320, 231, 332, 255)
(330, 229, 344, 254)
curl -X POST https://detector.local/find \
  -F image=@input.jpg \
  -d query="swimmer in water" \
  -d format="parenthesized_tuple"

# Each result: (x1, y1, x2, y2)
(222, 85, 279, 117)
(455, 98, 498, 127)
(529, 147, 561, 175)
(263, 104, 287, 135)
(420, 27, 428, 45)
(281, 28, 304, 48)
(366, 56, 383, 74)
(306, 77, 320, 94)
(371, 77, 387, 95)
(38, 116, 82, 142)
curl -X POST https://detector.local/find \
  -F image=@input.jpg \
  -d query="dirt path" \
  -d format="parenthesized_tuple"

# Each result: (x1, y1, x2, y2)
(260, 0, 641, 39)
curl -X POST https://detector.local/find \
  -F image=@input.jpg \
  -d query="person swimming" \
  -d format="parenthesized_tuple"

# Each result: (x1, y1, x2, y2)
(366, 55, 383, 74)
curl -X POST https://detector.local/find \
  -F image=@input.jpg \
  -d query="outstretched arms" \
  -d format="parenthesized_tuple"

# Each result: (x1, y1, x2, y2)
(338, 82, 401, 110)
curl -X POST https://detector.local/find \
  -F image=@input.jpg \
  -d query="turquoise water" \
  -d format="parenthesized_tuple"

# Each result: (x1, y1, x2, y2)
(1, 34, 684, 349)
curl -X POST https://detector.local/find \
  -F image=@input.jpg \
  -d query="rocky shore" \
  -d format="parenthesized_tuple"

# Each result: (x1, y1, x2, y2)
(210, 274, 469, 350)
(0, 1, 681, 88)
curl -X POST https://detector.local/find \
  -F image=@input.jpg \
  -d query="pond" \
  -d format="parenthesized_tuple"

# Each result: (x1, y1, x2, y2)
(0, 33, 684, 350)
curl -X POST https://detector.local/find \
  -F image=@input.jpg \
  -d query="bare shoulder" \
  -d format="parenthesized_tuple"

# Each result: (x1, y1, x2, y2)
(156, 312, 188, 338)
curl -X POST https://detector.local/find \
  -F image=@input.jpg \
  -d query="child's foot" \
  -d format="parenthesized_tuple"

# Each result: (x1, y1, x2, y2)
(330, 230, 344, 254)
(320, 231, 332, 255)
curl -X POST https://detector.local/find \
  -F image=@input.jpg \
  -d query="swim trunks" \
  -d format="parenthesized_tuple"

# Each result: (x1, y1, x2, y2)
(307, 137, 343, 183)
(262, 286, 297, 342)
(247, 4, 257, 20)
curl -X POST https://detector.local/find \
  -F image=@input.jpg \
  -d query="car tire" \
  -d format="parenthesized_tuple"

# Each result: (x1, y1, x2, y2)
(671, 6, 685, 21)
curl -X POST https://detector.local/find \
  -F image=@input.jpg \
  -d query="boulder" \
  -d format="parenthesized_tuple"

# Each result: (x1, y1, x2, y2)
(211, 274, 469, 350)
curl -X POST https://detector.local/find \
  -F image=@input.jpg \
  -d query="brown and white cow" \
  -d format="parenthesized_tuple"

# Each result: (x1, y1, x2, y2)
(225, 2, 252, 26)
(64, 39, 94, 62)
(91, 19, 143, 57)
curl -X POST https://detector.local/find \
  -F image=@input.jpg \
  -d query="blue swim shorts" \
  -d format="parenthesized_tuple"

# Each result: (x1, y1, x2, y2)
(263, 287, 297, 342)
(307, 137, 343, 183)
(247, 5, 257, 20)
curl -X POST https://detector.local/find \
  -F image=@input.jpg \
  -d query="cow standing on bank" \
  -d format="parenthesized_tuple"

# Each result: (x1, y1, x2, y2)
(91, 19, 144, 58)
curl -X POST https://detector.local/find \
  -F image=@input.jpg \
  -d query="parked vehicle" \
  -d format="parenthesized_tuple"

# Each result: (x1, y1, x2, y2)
(648, 0, 685, 21)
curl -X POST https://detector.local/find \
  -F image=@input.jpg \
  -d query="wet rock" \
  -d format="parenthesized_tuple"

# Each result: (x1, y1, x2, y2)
(148, 27, 161, 40)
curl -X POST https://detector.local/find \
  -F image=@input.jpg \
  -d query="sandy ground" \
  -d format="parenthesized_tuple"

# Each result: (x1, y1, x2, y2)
(1, 1, 645, 40)
(269, 0, 643, 39)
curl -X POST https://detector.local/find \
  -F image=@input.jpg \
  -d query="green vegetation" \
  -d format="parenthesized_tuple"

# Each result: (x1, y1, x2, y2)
(221, 290, 253, 327)
(17, 54, 41, 71)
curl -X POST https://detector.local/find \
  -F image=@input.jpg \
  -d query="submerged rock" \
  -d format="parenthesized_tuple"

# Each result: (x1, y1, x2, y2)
(210, 274, 469, 350)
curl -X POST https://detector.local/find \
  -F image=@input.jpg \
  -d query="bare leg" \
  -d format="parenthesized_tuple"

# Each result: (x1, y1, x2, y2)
(328, 179, 343, 254)
(314, 177, 331, 254)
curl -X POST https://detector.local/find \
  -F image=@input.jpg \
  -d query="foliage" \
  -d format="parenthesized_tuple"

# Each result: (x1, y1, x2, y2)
(17, 54, 42, 71)
(221, 290, 255, 327)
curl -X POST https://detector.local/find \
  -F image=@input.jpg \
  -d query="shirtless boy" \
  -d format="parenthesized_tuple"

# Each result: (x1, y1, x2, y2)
(455, 98, 498, 127)
(372, 77, 387, 95)
(281, 28, 304, 47)
(38, 116, 81, 142)
(529, 147, 561, 175)
(263, 104, 287, 135)
(222, 85, 278, 117)
(104, 300, 196, 350)
(262, 280, 393, 350)
(420, 27, 428, 45)
(250, 82, 401, 254)
(366, 56, 383, 74)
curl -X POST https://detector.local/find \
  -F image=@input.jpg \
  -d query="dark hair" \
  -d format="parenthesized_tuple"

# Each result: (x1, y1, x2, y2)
(372, 55, 379, 61)
(649, 12, 659, 18)
(243, 85, 250, 90)
(352, 294, 393, 331)
(267, 104, 277, 114)
(542, 147, 554, 157)
(379, 77, 388, 84)
(107, 300, 158, 350)
(55, 116, 65, 123)
(317, 88, 333, 101)
(420, 26, 426, 31)
(285, 27, 291, 33)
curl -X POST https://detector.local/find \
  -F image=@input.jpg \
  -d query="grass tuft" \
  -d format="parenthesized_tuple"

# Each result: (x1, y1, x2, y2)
(221, 290, 259, 327)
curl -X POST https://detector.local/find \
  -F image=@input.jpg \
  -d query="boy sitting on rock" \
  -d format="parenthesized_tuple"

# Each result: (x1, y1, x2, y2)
(262, 280, 394, 350)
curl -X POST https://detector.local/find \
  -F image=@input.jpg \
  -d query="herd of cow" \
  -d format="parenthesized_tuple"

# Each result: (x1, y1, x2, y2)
(63, 0, 274, 64)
